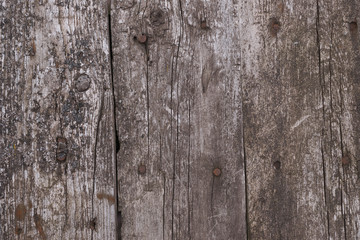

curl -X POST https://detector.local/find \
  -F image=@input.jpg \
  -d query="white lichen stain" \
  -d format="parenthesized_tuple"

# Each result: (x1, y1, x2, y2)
(286, 0, 294, 14)
(291, 115, 310, 131)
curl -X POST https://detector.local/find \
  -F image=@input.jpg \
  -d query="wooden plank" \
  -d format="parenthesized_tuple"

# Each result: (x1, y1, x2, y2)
(111, 0, 164, 239)
(112, 0, 247, 239)
(240, 1, 328, 239)
(319, 0, 360, 238)
(179, 1, 246, 239)
(0, 1, 116, 239)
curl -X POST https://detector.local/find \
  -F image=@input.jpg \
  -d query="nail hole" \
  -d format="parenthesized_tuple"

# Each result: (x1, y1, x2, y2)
(213, 168, 221, 177)
(138, 164, 146, 175)
(200, 20, 207, 29)
(273, 161, 281, 170)
(342, 154, 350, 165)
(89, 217, 97, 231)
(15, 226, 22, 235)
(137, 34, 147, 44)
(56, 137, 68, 162)
(269, 18, 281, 36)
(349, 21, 358, 33)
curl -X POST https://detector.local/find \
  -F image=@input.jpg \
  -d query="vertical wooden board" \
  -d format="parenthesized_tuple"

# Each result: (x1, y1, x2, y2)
(240, 0, 327, 239)
(111, 0, 171, 239)
(0, 1, 116, 239)
(180, 1, 247, 239)
(319, 0, 360, 238)
(112, 0, 246, 239)
(146, 2, 184, 240)
(112, 0, 184, 239)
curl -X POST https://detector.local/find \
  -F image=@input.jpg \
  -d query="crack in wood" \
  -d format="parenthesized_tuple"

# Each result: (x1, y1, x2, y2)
(174, 2, 184, 239)
(170, 0, 183, 237)
(187, 93, 191, 240)
(107, 1, 121, 239)
(91, 89, 104, 240)
(330, 21, 347, 240)
(316, 1, 331, 239)
(241, 97, 249, 240)
(163, 174, 166, 240)
(146, 36, 150, 174)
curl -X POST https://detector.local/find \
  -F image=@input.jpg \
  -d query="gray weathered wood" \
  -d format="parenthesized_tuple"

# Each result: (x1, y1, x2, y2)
(240, 1, 328, 239)
(111, 0, 247, 239)
(319, 0, 360, 238)
(2, 0, 360, 239)
(0, 1, 117, 239)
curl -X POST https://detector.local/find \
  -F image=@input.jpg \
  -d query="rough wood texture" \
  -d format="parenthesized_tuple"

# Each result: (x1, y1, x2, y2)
(241, 1, 328, 239)
(319, 0, 360, 238)
(2, 0, 360, 239)
(111, 0, 246, 239)
(0, 1, 116, 239)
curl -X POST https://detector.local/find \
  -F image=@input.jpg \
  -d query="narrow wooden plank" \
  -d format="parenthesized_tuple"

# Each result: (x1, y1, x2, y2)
(0, 1, 116, 239)
(112, 0, 247, 239)
(111, 1, 165, 239)
(319, 0, 360, 238)
(180, 1, 247, 239)
(240, 1, 328, 239)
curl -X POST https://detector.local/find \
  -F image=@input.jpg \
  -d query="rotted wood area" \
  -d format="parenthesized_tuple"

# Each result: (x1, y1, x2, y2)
(1, 0, 360, 239)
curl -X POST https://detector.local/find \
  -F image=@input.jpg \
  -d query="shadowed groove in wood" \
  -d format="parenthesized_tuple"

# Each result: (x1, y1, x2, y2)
(170, 0, 183, 238)
(316, 0, 331, 237)
(107, 0, 121, 238)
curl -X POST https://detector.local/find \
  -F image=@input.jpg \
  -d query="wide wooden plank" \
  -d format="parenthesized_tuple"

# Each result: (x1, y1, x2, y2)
(240, 1, 328, 239)
(111, 0, 165, 239)
(112, 0, 247, 239)
(319, 0, 360, 238)
(0, 1, 116, 239)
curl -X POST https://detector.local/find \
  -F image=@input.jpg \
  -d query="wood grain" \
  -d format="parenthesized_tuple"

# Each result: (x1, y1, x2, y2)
(2, 0, 360, 239)
(111, 0, 247, 239)
(319, 0, 360, 238)
(240, 0, 327, 239)
(0, 1, 116, 239)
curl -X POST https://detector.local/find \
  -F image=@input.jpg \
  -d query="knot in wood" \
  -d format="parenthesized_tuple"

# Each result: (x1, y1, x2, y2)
(150, 9, 165, 26)
(75, 74, 91, 92)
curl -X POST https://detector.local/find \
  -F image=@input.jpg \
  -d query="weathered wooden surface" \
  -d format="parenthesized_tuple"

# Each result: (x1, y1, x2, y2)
(240, 1, 328, 239)
(111, 0, 246, 239)
(0, 0, 117, 239)
(2, 0, 360, 239)
(319, 0, 360, 238)
(240, 0, 360, 239)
